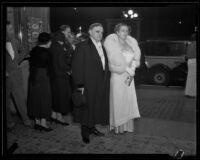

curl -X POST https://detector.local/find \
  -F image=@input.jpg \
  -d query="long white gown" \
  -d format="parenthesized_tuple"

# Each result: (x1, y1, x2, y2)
(110, 50, 140, 133)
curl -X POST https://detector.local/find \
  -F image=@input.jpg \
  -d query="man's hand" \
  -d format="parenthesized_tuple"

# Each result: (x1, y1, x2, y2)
(77, 87, 84, 95)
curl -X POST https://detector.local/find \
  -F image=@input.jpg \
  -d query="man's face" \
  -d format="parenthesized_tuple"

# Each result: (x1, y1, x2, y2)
(89, 26, 103, 42)
(62, 28, 71, 39)
(7, 24, 15, 36)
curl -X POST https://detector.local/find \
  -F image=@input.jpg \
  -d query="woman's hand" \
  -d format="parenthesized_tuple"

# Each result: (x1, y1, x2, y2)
(126, 67, 135, 76)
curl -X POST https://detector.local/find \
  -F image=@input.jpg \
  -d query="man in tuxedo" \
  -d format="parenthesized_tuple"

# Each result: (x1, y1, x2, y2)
(72, 23, 110, 144)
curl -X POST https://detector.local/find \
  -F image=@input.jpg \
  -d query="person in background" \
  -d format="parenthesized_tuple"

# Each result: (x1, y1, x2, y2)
(59, 25, 75, 115)
(6, 21, 32, 129)
(49, 31, 71, 126)
(76, 32, 89, 43)
(72, 23, 110, 144)
(59, 25, 74, 75)
(185, 33, 196, 97)
(67, 32, 77, 50)
(60, 25, 74, 50)
(28, 32, 53, 131)
(104, 23, 141, 134)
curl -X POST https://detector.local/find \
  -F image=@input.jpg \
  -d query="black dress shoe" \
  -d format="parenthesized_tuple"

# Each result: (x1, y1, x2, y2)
(82, 137, 90, 144)
(90, 128, 104, 136)
(50, 118, 69, 126)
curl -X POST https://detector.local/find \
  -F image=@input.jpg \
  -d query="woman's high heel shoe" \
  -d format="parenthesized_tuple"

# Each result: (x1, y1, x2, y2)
(34, 124, 52, 132)
(50, 118, 69, 126)
(40, 125, 53, 132)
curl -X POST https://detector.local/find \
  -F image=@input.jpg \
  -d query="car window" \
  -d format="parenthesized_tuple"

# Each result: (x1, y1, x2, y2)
(141, 41, 187, 56)
(168, 43, 187, 56)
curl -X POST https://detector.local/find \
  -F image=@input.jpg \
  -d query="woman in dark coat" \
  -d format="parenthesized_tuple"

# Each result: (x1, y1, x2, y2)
(28, 32, 52, 131)
(49, 32, 72, 125)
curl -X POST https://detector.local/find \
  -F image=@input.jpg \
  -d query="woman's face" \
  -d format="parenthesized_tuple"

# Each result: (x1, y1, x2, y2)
(6, 24, 15, 38)
(117, 25, 129, 40)
(63, 28, 71, 39)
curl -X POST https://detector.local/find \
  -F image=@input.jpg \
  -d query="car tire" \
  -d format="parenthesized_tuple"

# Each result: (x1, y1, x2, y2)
(149, 67, 170, 86)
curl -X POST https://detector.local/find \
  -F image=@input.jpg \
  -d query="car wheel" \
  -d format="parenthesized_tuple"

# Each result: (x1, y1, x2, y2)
(149, 67, 170, 86)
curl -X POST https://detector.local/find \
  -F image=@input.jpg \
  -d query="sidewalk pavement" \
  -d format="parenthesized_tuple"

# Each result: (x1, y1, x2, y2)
(5, 85, 196, 155)
(135, 85, 196, 142)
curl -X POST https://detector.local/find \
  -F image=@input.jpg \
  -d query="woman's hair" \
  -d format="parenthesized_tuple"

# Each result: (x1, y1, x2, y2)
(53, 31, 66, 42)
(114, 23, 131, 34)
(59, 25, 70, 32)
(38, 32, 51, 45)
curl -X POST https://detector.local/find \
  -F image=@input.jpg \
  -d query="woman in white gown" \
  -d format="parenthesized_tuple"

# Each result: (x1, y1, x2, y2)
(104, 23, 141, 134)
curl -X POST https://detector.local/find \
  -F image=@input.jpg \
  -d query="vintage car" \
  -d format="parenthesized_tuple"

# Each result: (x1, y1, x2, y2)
(138, 40, 191, 86)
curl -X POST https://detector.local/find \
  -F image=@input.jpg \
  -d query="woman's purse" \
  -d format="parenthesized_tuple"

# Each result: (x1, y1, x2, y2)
(72, 89, 86, 108)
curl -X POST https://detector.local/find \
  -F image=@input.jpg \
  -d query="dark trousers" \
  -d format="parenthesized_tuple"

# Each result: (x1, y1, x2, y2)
(6, 70, 29, 123)
(81, 125, 95, 138)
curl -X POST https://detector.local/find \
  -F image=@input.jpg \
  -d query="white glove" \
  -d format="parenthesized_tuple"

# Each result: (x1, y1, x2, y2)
(126, 67, 135, 76)
(77, 88, 84, 95)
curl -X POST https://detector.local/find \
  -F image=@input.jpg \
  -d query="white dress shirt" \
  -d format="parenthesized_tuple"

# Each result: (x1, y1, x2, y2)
(91, 38, 105, 70)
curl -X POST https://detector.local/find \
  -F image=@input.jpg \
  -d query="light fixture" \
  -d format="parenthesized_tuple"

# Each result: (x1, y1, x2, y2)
(128, 9, 133, 15)
(133, 13, 138, 17)
(130, 14, 134, 19)
(122, 9, 138, 19)
(124, 14, 128, 18)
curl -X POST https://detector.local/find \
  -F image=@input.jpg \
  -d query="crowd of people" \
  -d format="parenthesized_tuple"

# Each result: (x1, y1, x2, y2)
(6, 20, 196, 145)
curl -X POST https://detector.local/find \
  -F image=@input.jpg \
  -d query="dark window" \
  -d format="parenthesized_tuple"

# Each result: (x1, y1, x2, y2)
(167, 43, 187, 56)
(140, 41, 187, 56)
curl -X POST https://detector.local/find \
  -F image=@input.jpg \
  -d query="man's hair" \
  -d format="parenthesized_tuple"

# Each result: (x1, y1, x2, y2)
(59, 25, 70, 32)
(88, 23, 103, 31)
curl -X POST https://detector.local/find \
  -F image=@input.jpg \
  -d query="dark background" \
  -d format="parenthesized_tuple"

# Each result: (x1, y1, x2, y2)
(50, 5, 198, 41)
